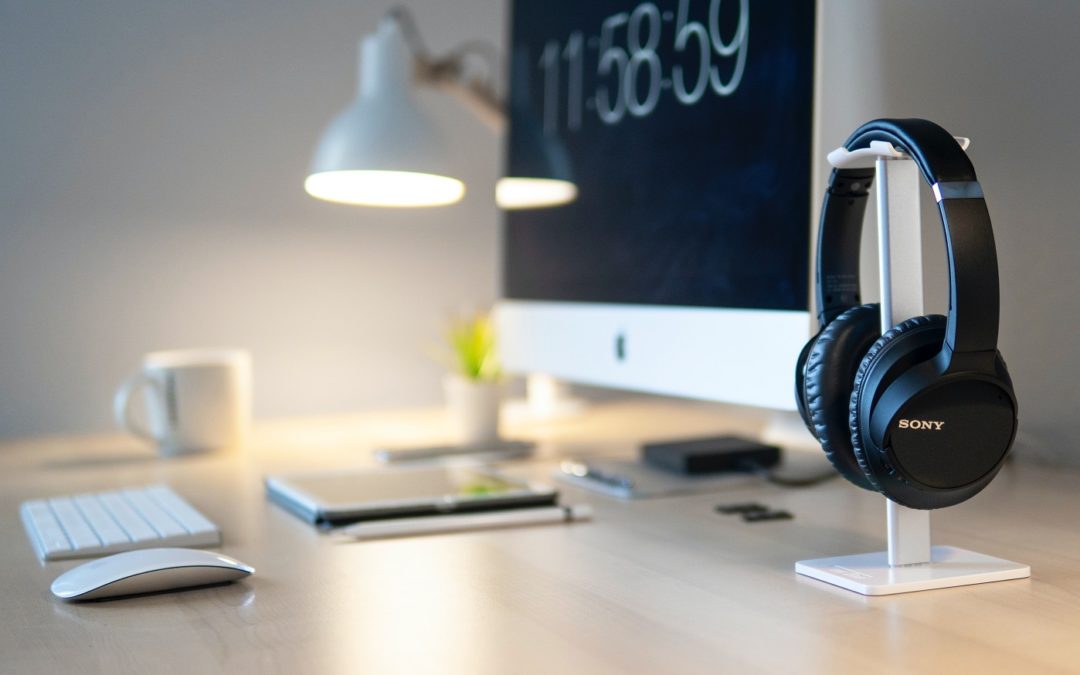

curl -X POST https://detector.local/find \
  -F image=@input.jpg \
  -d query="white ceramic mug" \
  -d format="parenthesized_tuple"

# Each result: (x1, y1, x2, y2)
(114, 349, 252, 455)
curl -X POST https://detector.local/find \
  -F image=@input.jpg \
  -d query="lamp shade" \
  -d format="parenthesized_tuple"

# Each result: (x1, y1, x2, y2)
(495, 110, 577, 209)
(305, 19, 464, 207)
(496, 46, 576, 210)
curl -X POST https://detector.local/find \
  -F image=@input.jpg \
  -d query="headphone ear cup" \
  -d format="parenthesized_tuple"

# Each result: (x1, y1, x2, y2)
(794, 337, 817, 431)
(802, 304, 881, 490)
(848, 315, 947, 494)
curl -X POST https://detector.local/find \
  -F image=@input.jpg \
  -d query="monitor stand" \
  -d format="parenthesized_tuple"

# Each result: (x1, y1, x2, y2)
(502, 373, 587, 423)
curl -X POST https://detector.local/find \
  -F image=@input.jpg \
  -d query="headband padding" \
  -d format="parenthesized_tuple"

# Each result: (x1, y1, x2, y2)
(844, 118, 977, 184)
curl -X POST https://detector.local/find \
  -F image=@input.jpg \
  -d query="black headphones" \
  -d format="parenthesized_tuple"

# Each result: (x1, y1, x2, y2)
(795, 118, 1017, 509)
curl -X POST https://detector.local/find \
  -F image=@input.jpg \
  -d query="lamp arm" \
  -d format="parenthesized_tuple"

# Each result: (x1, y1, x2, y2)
(385, 6, 507, 132)
(418, 66, 506, 131)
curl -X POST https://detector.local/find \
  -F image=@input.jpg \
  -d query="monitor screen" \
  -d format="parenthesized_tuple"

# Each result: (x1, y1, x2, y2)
(498, 0, 817, 411)
(503, 0, 816, 313)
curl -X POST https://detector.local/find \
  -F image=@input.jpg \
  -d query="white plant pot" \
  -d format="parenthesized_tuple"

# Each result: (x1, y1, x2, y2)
(444, 375, 501, 445)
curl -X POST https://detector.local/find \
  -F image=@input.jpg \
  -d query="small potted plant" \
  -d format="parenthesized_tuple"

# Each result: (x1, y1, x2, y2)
(443, 311, 502, 444)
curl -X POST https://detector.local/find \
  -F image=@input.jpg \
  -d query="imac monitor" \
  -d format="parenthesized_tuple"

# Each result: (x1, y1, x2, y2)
(498, 0, 817, 410)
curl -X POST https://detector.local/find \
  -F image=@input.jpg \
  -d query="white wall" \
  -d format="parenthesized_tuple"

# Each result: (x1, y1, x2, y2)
(4, 1, 1080, 464)
(0, 0, 505, 437)
(818, 0, 1080, 464)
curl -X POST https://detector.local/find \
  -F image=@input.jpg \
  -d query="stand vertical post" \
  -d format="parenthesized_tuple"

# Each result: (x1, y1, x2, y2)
(875, 156, 932, 567)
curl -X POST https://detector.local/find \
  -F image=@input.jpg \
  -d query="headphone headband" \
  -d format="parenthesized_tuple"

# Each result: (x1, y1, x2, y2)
(815, 118, 1000, 358)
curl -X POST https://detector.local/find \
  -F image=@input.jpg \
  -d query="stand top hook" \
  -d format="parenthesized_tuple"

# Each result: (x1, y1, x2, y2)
(827, 137, 971, 169)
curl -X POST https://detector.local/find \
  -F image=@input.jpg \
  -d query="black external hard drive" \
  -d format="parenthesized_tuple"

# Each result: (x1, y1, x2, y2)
(641, 436, 781, 475)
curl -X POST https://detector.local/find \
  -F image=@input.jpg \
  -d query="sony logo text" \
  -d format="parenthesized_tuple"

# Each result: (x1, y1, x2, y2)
(898, 419, 945, 431)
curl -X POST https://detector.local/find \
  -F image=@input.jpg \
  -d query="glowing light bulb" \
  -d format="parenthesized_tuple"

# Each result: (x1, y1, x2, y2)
(305, 170, 465, 207)
(495, 178, 577, 209)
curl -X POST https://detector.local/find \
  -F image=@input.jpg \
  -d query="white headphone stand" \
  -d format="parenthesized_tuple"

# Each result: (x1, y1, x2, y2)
(794, 138, 1030, 595)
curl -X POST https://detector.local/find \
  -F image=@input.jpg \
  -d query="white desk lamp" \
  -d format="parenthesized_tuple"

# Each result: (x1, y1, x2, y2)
(306, 8, 576, 209)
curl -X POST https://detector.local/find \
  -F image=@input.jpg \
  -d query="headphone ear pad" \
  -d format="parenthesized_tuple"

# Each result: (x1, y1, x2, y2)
(803, 304, 881, 491)
(794, 337, 817, 431)
(848, 314, 947, 493)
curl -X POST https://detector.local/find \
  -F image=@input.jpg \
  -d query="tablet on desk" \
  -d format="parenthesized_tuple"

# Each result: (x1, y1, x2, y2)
(266, 465, 558, 527)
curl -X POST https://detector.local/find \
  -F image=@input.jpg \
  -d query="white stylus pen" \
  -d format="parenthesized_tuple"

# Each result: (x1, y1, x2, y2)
(334, 504, 593, 541)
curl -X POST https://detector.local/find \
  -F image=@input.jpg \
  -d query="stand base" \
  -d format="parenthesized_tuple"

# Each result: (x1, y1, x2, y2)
(796, 545, 1030, 596)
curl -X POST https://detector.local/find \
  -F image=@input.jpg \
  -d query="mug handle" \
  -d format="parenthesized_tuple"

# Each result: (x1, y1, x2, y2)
(113, 373, 165, 442)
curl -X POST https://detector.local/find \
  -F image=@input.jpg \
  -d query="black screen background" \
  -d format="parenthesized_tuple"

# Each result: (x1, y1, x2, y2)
(503, 0, 815, 311)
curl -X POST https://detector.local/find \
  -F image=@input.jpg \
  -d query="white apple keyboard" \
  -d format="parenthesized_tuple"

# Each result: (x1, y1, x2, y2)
(20, 484, 221, 562)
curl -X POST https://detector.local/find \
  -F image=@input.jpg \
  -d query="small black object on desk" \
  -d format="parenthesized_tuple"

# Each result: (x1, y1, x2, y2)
(715, 502, 794, 523)
(641, 435, 780, 475)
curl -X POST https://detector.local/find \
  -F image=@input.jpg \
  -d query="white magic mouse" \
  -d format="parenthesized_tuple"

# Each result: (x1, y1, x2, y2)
(51, 548, 254, 601)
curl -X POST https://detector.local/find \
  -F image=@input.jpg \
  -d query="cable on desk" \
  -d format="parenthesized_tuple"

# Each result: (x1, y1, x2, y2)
(738, 461, 840, 488)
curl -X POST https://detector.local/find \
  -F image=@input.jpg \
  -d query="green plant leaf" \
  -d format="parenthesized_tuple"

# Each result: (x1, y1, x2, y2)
(446, 310, 501, 382)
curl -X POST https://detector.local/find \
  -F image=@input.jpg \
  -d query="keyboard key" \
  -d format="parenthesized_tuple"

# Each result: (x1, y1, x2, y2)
(73, 494, 131, 547)
(22, 500, 72, 556)
(99, 492, 159, 542)
(121, 489, 187, 538)
(145, 485, 217, 535)
(49, 498, 102, 550)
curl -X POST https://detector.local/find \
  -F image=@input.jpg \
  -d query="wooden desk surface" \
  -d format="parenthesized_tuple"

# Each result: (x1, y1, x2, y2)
(3, 399, 1079, 674)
